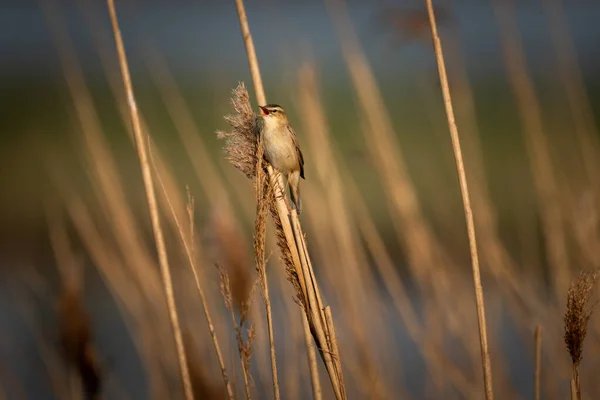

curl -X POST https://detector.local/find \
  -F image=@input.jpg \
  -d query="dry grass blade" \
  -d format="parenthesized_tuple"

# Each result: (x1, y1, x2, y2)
(564, 269, 598, 399)
(424, 0, 494, 398)
(104, 0, 193, 398)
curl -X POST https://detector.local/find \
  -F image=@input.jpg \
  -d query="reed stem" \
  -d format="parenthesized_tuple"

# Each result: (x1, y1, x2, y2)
(424, 0, 494, 398)
(105, 1, 193, 398)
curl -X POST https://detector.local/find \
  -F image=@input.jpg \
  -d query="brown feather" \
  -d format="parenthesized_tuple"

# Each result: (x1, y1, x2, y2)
(288, 125, 305, 179)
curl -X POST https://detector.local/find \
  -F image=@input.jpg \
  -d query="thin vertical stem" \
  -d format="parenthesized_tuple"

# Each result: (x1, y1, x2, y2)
(233, 0, 266, 106)
(570, 377, 578, 400)
(424, 0, 494, 398)
(105, 1, 193, 398)
(233, 2, 280, 398)
(302, 313, 323, 400)
(534, 325, 542, 400)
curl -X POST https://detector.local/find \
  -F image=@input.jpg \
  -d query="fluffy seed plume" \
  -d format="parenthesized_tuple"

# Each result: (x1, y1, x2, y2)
(217, 83, 260, 179)
(564, 269, 599, 367)
(217, 83, 304, 306)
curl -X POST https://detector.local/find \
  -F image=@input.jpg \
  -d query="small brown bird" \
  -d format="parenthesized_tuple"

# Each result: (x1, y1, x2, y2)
(258, 104, 305, 214)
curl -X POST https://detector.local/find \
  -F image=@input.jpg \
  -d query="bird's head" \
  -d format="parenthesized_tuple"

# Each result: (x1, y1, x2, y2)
(258, 104, 288, 125)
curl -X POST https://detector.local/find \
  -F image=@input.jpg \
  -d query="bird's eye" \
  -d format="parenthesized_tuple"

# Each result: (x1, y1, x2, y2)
(271, 109, 278, 113)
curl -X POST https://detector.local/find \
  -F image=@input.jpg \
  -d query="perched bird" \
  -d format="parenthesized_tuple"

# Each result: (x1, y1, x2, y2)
(257, 104, 305, 214)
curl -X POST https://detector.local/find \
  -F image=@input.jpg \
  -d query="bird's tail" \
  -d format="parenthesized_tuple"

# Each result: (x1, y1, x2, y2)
(288, 171, 302, 215)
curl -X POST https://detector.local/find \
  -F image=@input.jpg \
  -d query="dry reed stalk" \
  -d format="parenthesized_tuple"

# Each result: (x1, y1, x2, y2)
(564, 270, 598, 400)
(78, 4, 232, 374)
(424, 0, 494, 398)
(228, 0, 346, 397)
(570, 379, 578, 400)
(493, 0, 569, 301)
(150, 153, 235, 400)
(534, 324, 542, 400)
(42, 1, 164, 306)
(301, 312, 322, 400)
(78, 1, 194, 244)
(104, 1, 193, 398)
(42, 7, 179, 389)
(254, 140, 281, 400)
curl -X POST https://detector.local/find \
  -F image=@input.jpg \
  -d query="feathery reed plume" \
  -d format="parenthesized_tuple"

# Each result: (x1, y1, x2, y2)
(217, 83, 261, 180)
(424, 0, 494, 398)
(564, 269, 598, 399)
(104, 0, 193, 398)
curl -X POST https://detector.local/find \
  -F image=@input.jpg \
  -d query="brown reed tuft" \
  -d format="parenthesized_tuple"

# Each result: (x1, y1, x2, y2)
(217, 83, 261, 180)
(564, 269, 598, 399)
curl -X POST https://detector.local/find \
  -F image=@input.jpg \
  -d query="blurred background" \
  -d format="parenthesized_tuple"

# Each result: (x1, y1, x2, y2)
(1, 0, 600, 399)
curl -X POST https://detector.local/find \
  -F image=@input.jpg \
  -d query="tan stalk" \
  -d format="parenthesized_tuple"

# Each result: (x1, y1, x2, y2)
(105, 1, 193, 398)
(534, 325, 542, 400)
(231, 0, 346, 397)
(42, 4, 171, 394)
(424, 0, 494, 398)
(302, 313, 322, 400)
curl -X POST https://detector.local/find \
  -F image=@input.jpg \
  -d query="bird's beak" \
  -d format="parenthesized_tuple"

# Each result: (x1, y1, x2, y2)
(258, 106, 269, 116)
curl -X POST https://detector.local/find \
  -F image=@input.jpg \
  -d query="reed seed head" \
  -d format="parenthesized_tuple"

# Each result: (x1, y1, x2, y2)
(217, 82, 260, 180)
(564, 269, 599, 367)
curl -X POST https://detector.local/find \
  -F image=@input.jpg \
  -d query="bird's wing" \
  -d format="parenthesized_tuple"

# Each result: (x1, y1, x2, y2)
(288, 125, 305, 179)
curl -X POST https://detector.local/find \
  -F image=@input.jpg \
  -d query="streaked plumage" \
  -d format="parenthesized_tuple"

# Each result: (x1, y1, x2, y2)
(258, 104, 305, 214)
